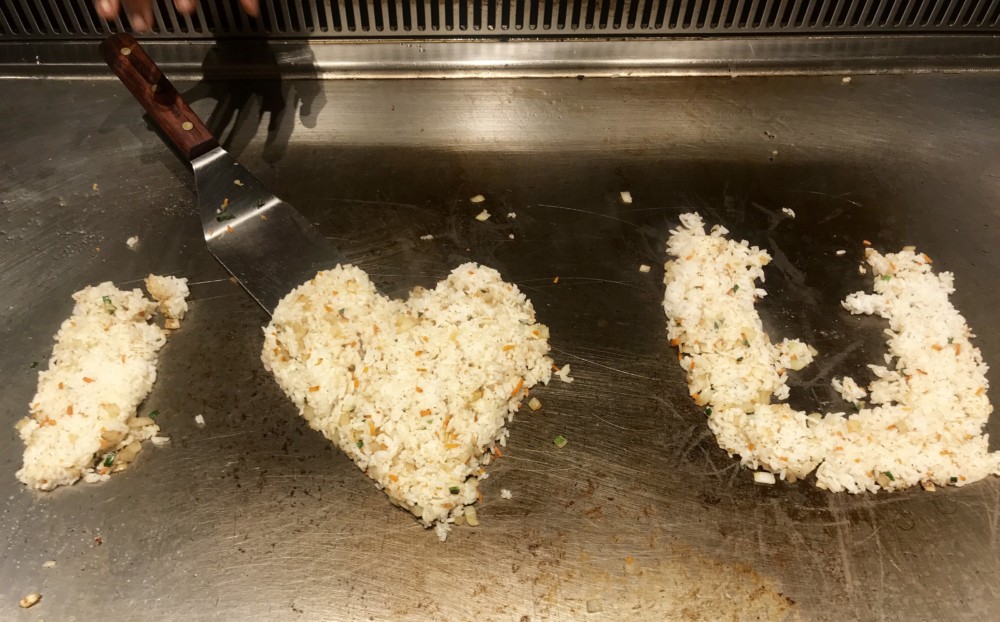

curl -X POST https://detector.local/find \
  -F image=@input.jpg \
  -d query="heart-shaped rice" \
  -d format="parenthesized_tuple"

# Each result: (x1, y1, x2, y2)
(262, 263, 553, 539)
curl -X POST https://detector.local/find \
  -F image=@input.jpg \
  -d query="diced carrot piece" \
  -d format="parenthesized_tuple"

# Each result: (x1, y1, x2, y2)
(510, 377, 524, 398)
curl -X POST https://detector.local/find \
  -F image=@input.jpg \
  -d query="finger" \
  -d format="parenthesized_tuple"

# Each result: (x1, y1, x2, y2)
(95, 0, 120, 20)
(239, 0, 260, 17)
(173, 0, 195, 14)
(123, 0, 154, 32)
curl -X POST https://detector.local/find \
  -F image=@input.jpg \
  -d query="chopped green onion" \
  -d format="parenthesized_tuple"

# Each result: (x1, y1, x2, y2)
(731, 284, 740, 293)
(102, 453, 115, 467)
(30, 361, 38, 369)
(947, 337, 954, 344)
(883, 471, 895, 482)
(713, 321, 719, 329)
(102, 295, 116, 314)
(950, 476, 958, 483)
(705, 407, 713, 416)
(553, 435, 568, 448)
(216, 213, 235, 222)
(736, 357, 744, 363)
(881, 275, 892, 281)
(742, 338, 750, 347)
(356, 440, 364, 448)
(257, 199, 265, 208)
(148, 410, 159, 419)
(449, 486, 460, 494)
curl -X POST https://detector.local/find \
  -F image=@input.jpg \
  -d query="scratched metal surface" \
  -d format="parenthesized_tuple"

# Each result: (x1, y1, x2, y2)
(2, 74, 1000, 621)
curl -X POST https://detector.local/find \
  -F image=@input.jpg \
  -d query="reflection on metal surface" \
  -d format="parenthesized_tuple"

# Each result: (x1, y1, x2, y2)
(5, 35, 1000, 79)
(3, 0, 1000, 39)
(2, 73, 1000, 621)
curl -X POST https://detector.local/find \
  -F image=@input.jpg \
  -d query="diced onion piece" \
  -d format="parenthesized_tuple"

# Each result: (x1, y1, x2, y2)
(753, 471, 776, 485)
(464, 505, 479, 527)
(475, 209, 491, 222)
(528, 397, 542, 411)
(470, 194, 486, 203)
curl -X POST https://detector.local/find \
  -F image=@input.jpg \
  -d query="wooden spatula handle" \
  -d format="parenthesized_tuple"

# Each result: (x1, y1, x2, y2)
(100, 33, 219, 161)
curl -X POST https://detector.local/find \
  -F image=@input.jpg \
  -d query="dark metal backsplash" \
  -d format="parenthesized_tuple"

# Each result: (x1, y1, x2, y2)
(2, 0, 1000, 39)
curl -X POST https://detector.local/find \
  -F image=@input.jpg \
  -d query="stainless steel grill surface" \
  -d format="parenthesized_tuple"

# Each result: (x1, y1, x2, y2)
(3, 71, 1000, 621)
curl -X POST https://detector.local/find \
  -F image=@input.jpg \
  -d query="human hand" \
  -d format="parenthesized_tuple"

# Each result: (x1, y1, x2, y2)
(95, 0, 260, 32)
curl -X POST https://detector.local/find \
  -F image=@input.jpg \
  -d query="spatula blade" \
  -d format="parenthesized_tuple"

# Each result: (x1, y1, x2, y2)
(194, 147, 346, 313)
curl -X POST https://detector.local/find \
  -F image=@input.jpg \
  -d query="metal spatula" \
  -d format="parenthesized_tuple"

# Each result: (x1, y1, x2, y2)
(100, 34, 344, 313)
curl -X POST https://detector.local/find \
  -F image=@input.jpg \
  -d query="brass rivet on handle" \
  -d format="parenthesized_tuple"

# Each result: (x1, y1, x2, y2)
(120, 47, 131, 56)
(181, 122, 194, 131)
